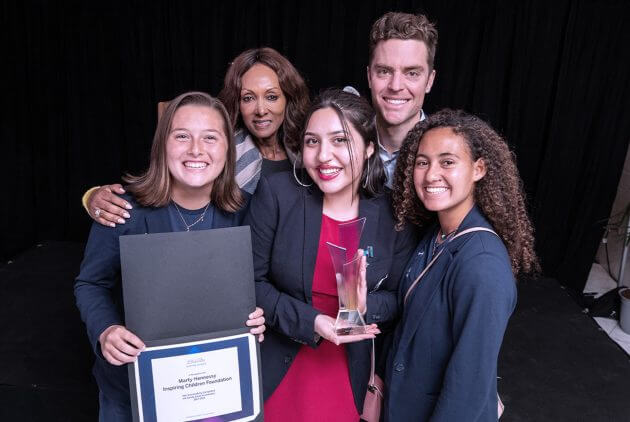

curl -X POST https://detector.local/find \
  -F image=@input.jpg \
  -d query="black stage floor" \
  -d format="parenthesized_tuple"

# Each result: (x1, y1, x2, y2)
(1, 241, 629, 421)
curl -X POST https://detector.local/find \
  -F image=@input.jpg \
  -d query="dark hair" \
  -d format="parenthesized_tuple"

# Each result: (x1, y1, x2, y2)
(297, 88, 385, 197)
(369, 12, 438, 70)
(218, 47, 310, 155)
(392, 109, 540, 275)
(124, 91, 243, 212)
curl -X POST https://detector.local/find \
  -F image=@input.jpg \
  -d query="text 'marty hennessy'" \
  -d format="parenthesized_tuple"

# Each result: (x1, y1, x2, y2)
(326, 217, 367, 335)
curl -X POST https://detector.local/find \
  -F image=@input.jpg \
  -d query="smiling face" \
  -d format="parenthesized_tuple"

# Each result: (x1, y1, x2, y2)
(239, 63, 287, 143)
(302, 107, 374, 202)
(166, 105, 228, 202)
(413, 127, 485, 228)
(367, 39, 435, 132)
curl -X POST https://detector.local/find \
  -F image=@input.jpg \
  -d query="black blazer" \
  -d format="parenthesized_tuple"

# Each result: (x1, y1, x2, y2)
(244, 172, 418, 411)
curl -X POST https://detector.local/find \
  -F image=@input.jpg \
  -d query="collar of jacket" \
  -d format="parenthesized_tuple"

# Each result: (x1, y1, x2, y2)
(441, 205, 494, 254)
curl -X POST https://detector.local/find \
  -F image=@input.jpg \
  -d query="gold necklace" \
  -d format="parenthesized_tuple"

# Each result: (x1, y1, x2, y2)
(438, 227, 458, 241)
(432, 228, 458, 257)
(173, 202, 210, 232)
(261, 141, 285, 160)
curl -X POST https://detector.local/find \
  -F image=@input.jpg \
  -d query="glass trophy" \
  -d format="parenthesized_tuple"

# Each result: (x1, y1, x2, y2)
(326, 217, 367, 335)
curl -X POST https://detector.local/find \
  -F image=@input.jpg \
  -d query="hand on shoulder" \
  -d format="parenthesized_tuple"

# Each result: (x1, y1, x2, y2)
(87, 184, 133, 227)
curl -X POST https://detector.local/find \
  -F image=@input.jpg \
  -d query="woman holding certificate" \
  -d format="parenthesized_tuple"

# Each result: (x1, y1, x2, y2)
(244, 88, 417, 420)
(384, 110, 539, 421)
(74, 91, 266, 422)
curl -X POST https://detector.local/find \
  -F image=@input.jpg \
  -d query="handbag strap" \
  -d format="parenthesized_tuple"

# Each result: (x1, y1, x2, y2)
(365, 227, 497, 394)
(367, 338, 383, 396)
(403, 227, 498, 305)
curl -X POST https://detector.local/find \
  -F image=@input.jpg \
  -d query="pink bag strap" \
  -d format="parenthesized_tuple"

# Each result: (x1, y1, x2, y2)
(403, 227, 498, 305)
(367, 338, 383, 396)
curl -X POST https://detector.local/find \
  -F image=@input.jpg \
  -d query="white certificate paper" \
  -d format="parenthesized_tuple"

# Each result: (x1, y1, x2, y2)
(133, 333, 260, 422)
(152, 346, 242, 420)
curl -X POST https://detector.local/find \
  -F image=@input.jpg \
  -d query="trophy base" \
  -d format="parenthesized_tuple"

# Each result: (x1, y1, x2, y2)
(334, 309, 367, 336)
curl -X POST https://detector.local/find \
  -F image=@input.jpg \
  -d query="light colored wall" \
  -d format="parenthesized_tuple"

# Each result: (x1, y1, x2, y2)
(596, 143, 630, 288)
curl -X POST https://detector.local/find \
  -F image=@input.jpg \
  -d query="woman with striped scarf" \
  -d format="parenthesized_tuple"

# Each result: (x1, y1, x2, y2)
(83, 47, 310, 225)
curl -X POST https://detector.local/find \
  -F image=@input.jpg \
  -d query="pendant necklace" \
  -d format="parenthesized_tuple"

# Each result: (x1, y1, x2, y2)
(173, 202, 210, 232)
(432, 227, 458, 257)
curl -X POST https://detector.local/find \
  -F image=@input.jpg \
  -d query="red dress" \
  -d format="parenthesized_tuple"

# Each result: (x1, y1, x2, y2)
(264, 214, 360, 421)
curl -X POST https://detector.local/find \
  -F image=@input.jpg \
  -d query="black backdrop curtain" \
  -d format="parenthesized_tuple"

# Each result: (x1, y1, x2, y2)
(2, 0, 630, 292)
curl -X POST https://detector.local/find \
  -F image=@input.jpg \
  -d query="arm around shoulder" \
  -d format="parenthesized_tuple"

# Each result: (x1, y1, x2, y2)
(83, 183, 131, 227)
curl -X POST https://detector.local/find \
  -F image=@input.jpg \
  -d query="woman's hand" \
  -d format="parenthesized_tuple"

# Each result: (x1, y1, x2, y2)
(88, 184, 132, 227)
(314, 314, 380, 346)
(98, 324, 145, 366)
(246, 307, 266, 342)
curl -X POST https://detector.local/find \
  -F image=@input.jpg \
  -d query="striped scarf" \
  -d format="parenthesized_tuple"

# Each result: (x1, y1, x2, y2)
(234, 129, 297, 194)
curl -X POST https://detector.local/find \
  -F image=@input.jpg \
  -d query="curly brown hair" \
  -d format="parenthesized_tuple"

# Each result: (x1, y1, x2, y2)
(217, 47, 310, 155)
(392, 109, 540, 275)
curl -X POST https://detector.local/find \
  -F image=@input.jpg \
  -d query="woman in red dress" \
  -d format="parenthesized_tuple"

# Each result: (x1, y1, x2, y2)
(244, 88, 417, 421)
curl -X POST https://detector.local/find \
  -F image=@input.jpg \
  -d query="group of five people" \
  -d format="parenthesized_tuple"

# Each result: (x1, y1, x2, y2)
(75, 11, 539, 422)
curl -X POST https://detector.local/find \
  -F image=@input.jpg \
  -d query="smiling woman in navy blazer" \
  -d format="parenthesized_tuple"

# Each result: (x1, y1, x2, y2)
(386, 109, 540, 421)
(74, 92, 265, 422)
(244, 89, 417, 421)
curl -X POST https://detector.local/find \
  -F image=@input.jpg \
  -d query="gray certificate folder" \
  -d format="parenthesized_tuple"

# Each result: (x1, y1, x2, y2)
(120, 226, 262, 422)
(119, 225, 255, 341)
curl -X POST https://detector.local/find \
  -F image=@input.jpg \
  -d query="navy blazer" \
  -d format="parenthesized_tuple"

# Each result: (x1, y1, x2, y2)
(74, 193, 249, 403)
(384, 206, 517, 422)
(244, 172, 418, 412)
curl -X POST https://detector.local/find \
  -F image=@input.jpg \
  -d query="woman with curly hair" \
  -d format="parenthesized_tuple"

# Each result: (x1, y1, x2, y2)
(383, 109, 539, 421)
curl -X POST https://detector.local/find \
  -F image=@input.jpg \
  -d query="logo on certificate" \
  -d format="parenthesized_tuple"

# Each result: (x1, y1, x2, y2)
(186, 357, 207, 368)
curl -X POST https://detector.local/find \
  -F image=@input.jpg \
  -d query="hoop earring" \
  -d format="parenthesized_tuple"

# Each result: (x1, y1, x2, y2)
(362, 157, 371, 189)
(293, 158, 312, 187)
